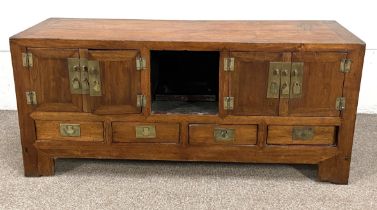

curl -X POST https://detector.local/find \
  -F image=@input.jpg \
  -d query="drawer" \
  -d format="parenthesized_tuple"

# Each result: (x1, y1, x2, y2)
(189, 124, 257, 145)
(112, 122, 180, 143)
(267, 126, 336, 145)
(35, 120, 104, 141)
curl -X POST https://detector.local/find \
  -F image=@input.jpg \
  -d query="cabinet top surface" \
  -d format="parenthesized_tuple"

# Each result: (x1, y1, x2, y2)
(11, 18, 364, 45)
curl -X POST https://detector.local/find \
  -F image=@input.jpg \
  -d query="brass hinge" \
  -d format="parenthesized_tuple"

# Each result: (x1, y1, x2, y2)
(136, 57, 146, 71)
(22, 53, 33, 68)
(224, 57, 234, 71)
(340, 59, 352, 73)
(223, 96, 234, 110)
(137, 95, 146, 107)
(25, 91, 37, 105)
(336, 97, 346, 111)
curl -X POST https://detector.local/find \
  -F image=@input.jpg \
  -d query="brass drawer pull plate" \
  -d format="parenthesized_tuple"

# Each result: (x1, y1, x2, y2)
(60, 124, 81, 137)
(136, 125, 156, 138)
(214, 128, 235, 141)
(292, 126, 314, 140)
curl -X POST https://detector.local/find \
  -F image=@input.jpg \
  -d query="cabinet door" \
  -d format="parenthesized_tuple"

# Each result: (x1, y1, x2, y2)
(87, 50, 141, 114)
(29, 48, 82, 112)
(289, 52, 347, 116)
(229, 52, 284, 116)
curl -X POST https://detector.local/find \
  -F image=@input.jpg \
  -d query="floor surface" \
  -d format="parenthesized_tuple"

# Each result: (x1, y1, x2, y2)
(1, 111, 376, 209)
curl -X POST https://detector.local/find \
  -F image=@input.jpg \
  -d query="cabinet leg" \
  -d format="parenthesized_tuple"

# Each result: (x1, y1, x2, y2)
(37, 151, 55, 176)
(318, 155, 351, 184)
(21, 145, 39, 177)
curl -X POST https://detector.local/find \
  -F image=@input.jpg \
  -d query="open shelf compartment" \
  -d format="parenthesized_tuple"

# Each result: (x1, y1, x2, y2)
(150, 50, 220, 114)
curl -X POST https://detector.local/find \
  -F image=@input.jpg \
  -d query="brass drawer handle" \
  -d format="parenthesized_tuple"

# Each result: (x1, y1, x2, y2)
(136, 125, 156, 138)
(60, 124, 81, 137)
(292, 126, 314, 140)
(214, 128, 235, 141)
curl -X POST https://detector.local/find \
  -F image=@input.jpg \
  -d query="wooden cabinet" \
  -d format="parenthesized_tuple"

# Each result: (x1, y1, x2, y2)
(10, 18, 365, 184)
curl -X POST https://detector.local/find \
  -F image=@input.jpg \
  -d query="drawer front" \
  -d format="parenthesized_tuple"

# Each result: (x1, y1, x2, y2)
(35, 120, 104, 141)
(112, 122, 180, 143)
(267, 125, 336, 145)
(189, 124, 257, 145)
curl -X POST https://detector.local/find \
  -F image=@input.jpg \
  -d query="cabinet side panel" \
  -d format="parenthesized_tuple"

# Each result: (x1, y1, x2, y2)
(10, 41, 38, 176)
(339, 46, 366, 155)
(318, 45, 366, 184)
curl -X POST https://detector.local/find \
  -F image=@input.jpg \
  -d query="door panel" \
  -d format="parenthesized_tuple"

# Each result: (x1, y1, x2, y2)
(88, 50, 141, 114)
(289, 52, 346, 116)
(29, 48, 82, 112)
(229, 52, 283, 116)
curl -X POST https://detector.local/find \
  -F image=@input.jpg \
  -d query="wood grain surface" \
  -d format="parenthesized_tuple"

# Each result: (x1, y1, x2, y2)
(11, 19, 364, 44)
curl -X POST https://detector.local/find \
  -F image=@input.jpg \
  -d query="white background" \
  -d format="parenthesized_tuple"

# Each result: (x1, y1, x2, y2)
(0, 0, 376, 112)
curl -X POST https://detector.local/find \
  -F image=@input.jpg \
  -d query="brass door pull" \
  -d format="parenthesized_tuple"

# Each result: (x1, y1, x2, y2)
(267, 62, 281, 98)
(88, 61, 102, 96)
(290, 62, 304, 98)
(72, 78, 81, 90)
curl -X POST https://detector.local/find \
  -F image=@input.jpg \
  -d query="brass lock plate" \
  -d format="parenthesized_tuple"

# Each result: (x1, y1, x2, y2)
(292, 126, 314, 140)
(136, 125, 156, 138)
(280, 62, 291, 98)
(290, 62, 304, 98)
(80, 59, 90, 94)
(267, 62, 282, 98)
(214, 128, 235, 141)
(60, 123, 81, 137)
(68, 58, 101, 95)
(68, 58, 82, 94)
(88, 60, 102, 96)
